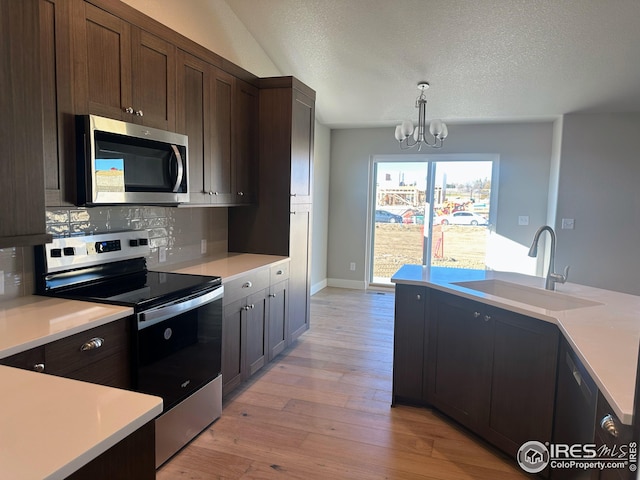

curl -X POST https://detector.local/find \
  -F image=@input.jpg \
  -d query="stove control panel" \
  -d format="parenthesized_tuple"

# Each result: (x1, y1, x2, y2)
(42, 231, 151, 273)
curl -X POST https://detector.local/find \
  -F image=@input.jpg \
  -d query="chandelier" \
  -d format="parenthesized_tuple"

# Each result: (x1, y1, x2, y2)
(394, 82, 448, 150)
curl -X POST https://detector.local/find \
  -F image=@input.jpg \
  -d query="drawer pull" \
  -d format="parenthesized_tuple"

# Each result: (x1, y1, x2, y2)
(80, 337, 104, 352)
(473, 311, 481, 318)
(600, 414, 619, 438)
(276, 270, 283, 275)
(484, 315, 491, 322)
(416, 294, 422, 301)
(242, 281, 252, 289)
(269, 293, 277, 298)
(33, 363, 45, 373)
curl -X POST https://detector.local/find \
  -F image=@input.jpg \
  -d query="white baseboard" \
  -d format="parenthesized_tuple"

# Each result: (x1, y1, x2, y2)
(310, 279, 328, 296)
(326, 278, 367, 290)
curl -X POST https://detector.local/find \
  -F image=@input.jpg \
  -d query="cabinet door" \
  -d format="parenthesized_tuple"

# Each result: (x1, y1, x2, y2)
(222, 297, 243, 395)
(288, 204, 311, 341)
(245, 289, 268, 377)
(290, 89, 314, 204)
(73, 2, 132, 120)
(0, 0, 51, 248)
(427, 292, 492, 431)
(130, 27, 175, 130)
(176, 50, 210, 204)
(41, 0, 75, 207)
(233, 79, 258, 204)
(268, 279, 289, 361)
(392, 284, 427, 404)
(486, 307, 559, 457)
(209, 68, 234, 204)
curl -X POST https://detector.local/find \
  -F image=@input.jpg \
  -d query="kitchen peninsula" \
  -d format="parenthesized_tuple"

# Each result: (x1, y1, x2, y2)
(391, 264, 639, 476)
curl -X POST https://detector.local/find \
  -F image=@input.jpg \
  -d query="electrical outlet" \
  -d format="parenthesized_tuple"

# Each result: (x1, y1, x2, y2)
(561, 218, 575, 230)
(159, 247, 167, 263)
(349, 262, 356, 271)
(0, 270, 4, 295)
(201, 239, 207, 255)
(518, 216, 529, 226)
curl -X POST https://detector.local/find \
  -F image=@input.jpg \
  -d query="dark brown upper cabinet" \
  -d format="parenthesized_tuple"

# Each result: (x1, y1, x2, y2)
(176, 50, 238, 205)
(0, 0, 52, 248)
(233, 80, 259, 205)
(72, 1, 176, 131)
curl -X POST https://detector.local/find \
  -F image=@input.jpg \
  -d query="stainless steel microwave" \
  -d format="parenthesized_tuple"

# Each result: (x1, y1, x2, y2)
(77, 114, 189, 205)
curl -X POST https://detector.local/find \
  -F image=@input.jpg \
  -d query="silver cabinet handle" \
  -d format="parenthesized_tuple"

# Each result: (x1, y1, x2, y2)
(276, 270, 283, 275)
(80, 337, 104, 351)
(242, 306, 250, 311)
(600, 414, 619, 438)
(33, 363, 45, 373)
(290, 193, 297, 197)
(416, 294, 422, 300)
(135, 109, 144, 117)
(484, 315, 491, 322)
(208, 191, 219, 195)
(473, 311, 481, 318)
(242, 281, 252, 289)
(269, 293, 276, 298)
(124, 106, 134, 114)
(237, 192, 244, 196)
(249, 304, 255, 309)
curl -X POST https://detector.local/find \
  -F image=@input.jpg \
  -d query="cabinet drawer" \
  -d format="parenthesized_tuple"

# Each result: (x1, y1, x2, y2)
(223, 268, 270, 306)
(0, 346, 45, 372)
(270, 261, 290, 283)
(45, 318, 130, 376)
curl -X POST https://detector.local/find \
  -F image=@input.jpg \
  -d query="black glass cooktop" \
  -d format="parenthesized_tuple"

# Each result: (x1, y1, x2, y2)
(52, 270, 221, 311)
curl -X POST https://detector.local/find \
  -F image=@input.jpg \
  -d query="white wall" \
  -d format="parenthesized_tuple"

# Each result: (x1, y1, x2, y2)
(555, 113, 640, 295)
(121, 0, 280, 77)
(328, 122, 554, 288)
(311, 122, 330, 294)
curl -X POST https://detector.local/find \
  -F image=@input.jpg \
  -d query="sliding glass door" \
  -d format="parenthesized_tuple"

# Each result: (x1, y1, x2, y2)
(370, 157, 495, 285)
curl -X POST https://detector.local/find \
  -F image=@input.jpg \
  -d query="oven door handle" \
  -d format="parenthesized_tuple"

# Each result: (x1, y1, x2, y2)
(138, 286, 224, 330)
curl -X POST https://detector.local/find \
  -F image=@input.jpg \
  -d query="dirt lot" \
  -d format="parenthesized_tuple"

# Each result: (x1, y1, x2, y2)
(372, 223, 489, 279)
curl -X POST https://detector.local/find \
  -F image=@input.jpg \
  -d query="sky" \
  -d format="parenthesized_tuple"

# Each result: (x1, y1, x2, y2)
(376, 161, 492, 189)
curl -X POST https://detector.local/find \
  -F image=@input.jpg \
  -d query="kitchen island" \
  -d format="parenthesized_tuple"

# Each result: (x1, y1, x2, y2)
(392, 264, 640, 425)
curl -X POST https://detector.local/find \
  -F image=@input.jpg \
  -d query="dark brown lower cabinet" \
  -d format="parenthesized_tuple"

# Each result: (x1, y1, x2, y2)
(268, 279, 289, 361)
(427, 290, 559, 459)
(66, 420, 155, 480)
(0, 317, 132, 389)
(222, 288, 268, 396)
(392, 284, 428, 404)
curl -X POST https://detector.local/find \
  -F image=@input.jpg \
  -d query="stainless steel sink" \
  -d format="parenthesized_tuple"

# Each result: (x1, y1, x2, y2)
(452, 279, 602, 311)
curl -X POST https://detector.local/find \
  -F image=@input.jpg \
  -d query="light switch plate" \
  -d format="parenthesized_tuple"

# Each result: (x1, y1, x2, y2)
(159, 247, 167, 263)
(0, 270, 4, 295)
(561, 218, 575, 230)
(201, 239, 207, 255)
(518, 216, 529, 226)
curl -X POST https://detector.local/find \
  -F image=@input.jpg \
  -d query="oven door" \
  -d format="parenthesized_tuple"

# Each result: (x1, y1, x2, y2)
(135, 286, 223, 411)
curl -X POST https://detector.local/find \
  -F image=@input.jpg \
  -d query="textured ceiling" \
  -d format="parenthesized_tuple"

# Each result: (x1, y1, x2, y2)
(223, 0, 640, 128)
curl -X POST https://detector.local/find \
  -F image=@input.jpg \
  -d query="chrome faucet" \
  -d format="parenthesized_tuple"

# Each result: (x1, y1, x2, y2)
(528, 225, 570, 291)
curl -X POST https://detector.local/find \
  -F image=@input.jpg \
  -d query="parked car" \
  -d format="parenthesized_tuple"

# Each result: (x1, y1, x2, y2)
(437, 211, 488, 226)
(375, 210, 403, 223)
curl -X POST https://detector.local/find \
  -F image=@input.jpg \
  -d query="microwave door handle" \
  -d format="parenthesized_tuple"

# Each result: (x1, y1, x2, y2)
(171, 144, 184, 193)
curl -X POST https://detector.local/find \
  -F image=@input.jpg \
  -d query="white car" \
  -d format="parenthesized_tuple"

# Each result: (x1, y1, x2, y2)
(438, 211, 488, 226)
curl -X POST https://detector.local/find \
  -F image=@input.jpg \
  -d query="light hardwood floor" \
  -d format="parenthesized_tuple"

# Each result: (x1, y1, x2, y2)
(157, 287, 528, 479)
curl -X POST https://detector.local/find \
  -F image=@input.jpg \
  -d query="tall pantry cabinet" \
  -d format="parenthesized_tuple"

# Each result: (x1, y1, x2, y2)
(229, 77, 315, 343)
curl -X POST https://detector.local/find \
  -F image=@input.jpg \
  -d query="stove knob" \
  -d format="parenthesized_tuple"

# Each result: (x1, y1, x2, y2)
(129, 239, 139, 247)
(63, 247, 75, 256)
(50, 248, 62, 258)
(139, 238, 149, 246)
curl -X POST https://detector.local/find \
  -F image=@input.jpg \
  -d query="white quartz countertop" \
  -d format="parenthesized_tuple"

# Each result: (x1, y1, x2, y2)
(391, 265, 640, 425)
(157, 252, 289, 281)
(0, 295, 133, 359)
(0, 365, 162, 480)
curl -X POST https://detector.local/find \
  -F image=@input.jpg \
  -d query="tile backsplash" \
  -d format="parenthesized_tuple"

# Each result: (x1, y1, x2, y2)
(0, 206, 228, 301)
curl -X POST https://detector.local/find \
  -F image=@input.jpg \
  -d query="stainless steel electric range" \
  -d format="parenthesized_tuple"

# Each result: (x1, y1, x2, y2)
(35, 230, 223, 467)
